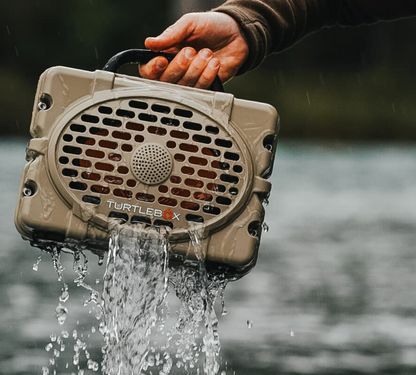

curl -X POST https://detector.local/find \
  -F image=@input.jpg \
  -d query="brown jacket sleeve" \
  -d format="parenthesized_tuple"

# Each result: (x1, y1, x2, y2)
(213, 0, 416, 73)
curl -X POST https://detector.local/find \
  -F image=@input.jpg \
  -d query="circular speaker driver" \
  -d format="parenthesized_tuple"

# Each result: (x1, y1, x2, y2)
(130, 143, 173, 185)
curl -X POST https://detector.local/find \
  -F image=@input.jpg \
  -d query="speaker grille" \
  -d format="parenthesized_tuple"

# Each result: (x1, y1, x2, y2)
(56, 97, 247, 229)
(131, 143, 172, 185)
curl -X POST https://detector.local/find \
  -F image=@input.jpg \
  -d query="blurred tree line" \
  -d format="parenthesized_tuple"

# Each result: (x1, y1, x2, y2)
(2, 0, 416, 141)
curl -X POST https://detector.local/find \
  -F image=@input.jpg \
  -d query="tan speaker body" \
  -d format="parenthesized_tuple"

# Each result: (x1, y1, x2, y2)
(15, 67, 279, 276)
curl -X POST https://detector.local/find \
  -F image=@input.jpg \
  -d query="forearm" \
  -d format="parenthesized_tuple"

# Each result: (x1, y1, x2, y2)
(213, 0, 416, 73)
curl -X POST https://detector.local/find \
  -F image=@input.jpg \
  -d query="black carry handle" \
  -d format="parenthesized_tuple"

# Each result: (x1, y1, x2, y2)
(103, 49, 224, 92)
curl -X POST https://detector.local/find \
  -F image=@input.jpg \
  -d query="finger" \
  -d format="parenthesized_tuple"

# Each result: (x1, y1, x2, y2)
(194, 58, 220, 89)
(176, 49, 213, 87)
(138, 56, 168, 80)
(158, 47, 196, 84)
(145, 14, 196, 52)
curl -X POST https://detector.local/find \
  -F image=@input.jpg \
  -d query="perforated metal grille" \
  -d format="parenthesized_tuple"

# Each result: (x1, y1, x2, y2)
(55, 97, 248, 229)
(131, 143, 172, 185)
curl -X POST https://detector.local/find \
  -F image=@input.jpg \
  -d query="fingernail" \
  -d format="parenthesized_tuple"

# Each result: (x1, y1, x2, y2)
(156, 59, 167, 70)
(201, 49, 212, 60)
(184, 48, 195, 59)
(208, 58, 219, 69)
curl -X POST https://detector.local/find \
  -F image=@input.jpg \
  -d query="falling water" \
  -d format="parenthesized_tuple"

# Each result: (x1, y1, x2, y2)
(100, 221, 170, 375)
(36, 221, 230, 375)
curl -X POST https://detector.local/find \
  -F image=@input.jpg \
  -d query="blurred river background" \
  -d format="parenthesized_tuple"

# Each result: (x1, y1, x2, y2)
(2, 0, 416, 374)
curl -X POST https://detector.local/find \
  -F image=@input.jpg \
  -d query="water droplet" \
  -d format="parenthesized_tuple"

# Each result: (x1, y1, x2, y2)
(42, 366, 49, 375)
(59, 289, 69, 303)
(262, 222, 269, 233)
(55, 305, 68, 325)
(32, 254, 42, 271)
(61, 330, 69, 338)
(88, 359, 100, 371)
(290, 330, 295, 337)
(45, 343, 53, 352)
(247, 320, 253, 329)
(98, 255, 104, 266)
(50, 334, 57, 342)
(95, 279, 100, 284)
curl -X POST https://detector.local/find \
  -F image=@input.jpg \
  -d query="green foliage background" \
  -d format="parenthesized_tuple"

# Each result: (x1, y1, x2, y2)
(2, 0, 416, 140)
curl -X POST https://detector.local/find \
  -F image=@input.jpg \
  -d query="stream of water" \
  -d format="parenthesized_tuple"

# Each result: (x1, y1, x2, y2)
(39, 221, 229, 375)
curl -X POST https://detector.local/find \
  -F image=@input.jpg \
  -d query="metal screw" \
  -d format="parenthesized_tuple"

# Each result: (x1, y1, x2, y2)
(23, 186, 33, 197)
(37, 102, 48, 110)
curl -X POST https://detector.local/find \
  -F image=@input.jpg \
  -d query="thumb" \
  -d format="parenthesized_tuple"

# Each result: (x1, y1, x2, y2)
(145, 15, 195, 52)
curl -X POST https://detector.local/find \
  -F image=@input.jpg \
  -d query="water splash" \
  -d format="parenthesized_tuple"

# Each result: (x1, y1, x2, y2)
(36, 221, 231, 375)
(100, 221, 170, 375)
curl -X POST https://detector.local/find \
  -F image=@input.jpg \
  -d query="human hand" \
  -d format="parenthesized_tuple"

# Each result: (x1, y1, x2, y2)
(138, 12, 249, 89)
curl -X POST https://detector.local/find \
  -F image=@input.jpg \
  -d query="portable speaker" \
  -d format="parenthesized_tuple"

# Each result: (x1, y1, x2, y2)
(15, 50, 279, 277)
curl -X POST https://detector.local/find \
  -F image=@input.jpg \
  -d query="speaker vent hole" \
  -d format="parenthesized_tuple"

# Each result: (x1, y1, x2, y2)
(98, 106, 112, 114)
(215, 139, 233, 148)
(126, 122, 144, 132)
(91, 185, 110, 194)
(184, 121, 202, 131)
(72, 159, 92, 168)
(161, 117, 180, 127)
(116, 109, 135, 118)
(174, 108, 193, 118)
(82, 195, 101, 205)
(203, 206, 221, 215)
(69, 181, 87, 191)
(70, 124, 86, 133)
(86, 149, 105, 159)
(171, 130, 189, 140)
(129, 100, 148, 110)
(185, 214, 204, 223)
(63, 146, 82, 155)
(99, 140, 118, 150)
(181, 201, 199, 211)
(139, 113, 157, 123)
(89, 127, 108, 136)
(62, 169, 78, 177)
(104, 176, 123, 185)
(220, 174, 239, 184)
(224, 152, 240, 161)
(154, 219, 173, 229)
(114, 189, 133, 199)
(136, 193, 155, 203)
(206, 125, 219, 134)
(102, 118, 122, 127)
(158, 197, 178, 207)
(131, 216, 152, 225)
(81, 114, 99, 124)
(112, 131, 131, 140)
(152, 104, 171, 114)
(96, 162, 115, 172)
(202, 148, 221, 157)
(82, 172, 101, 181)
(109, 212, 129, 222)
(148, 126, 167, 136)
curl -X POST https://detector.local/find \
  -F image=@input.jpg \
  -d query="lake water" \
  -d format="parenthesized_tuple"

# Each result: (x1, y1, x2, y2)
(2, 138, 416, 374)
